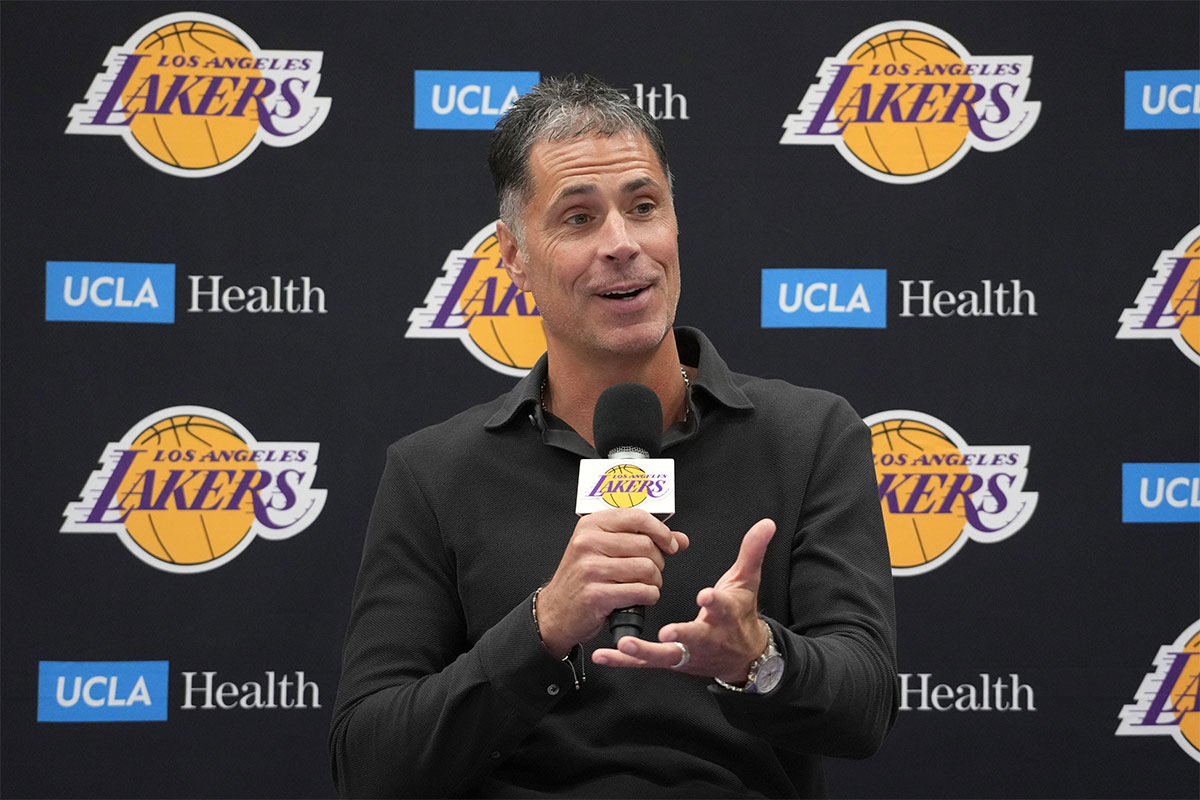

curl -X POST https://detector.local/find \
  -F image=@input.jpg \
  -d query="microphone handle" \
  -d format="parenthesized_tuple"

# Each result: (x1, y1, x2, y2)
(602, 444, 655, 644)
(609, 605, 644, 643)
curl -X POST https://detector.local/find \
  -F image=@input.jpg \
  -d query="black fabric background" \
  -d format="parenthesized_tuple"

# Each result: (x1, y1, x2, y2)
(2, 2, 1197, 797)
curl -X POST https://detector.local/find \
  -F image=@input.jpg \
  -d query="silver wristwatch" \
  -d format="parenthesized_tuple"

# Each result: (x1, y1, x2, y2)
(715, 621, 784, 695)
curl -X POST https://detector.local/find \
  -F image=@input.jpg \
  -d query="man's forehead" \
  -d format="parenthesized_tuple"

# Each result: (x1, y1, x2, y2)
(528, 132, 666, 197)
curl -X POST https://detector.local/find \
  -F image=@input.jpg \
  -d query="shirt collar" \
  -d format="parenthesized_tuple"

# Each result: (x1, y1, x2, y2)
(483, 327, 754, 449)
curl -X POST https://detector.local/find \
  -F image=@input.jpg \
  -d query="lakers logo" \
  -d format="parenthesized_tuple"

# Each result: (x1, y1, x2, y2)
(597, 465, 651, 508)
(781, 21, 1040, 183)
(61, 407, 326, 573)
(1117, 619, 1200, 763)
(66, 12, 330, 177)
(406, 221, 546, 376)
(1117, 224, 1200, 366)
(864, 410, 1037, 575)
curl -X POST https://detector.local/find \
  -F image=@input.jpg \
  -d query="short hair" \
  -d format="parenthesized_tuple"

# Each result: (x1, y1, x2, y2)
(487, 75, 673, 240)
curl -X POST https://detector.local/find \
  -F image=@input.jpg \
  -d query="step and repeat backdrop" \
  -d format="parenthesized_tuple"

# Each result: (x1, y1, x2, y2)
(2, 1, 1197, 797)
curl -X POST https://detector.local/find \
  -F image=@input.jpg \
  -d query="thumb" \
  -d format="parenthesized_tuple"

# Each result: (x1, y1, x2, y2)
(720, 518, 776, 589)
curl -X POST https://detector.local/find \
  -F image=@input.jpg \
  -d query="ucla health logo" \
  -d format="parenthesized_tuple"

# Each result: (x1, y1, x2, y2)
(781, 21, 1040, 183)
(1122, 464, 1200, 523)
(863, 410, 1037, 575)
(762, 269, 886, 328)
(407, 222, 545, 376)
(38, 661, 169, 722)
(1117, 619, 1200, 763)
(62, 407, 326, 573)
(1117, 225, 1200, 366)
(414, 70, 539, 129)
(46, 261, 174, 323)
(1125, 70, 1200, 129)
(66, 12, 330, 177)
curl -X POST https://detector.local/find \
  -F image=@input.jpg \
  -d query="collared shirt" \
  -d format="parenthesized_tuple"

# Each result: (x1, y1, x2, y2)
(331, 327, 898, 798)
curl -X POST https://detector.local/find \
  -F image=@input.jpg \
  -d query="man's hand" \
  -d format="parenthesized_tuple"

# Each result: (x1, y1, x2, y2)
(592, 518, 776, 683)
(536, 509, 690, 658)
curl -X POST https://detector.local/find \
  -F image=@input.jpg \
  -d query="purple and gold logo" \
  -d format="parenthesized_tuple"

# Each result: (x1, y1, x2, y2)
(1117, 225, 1200, 366)
(66, 12, 330, 177)
(62, 407, 326, 573)
(406, 222, 545, 376)
(1117, 619, 1200, 762)
(864, 410, 1037, 575)
(780, 21, 1040, 183)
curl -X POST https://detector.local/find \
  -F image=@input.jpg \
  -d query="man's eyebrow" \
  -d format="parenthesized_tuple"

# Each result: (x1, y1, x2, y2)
(621, 176, 660, 194)
(550, 176, 663, 207)
(552, 183, 598, 205)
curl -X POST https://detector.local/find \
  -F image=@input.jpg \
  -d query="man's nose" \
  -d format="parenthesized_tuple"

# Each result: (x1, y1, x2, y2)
(600, 212, 639, 263)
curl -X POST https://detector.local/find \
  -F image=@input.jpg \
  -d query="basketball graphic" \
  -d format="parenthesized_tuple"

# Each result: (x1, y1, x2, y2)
(864, 409, 1037, 576)
(65, 12, 331, 177)
(61, 405, 327, 573)
(869, 415, 969, 570)
(407, 221, 547, 376)
(1176, 628, 1200, 755)
(123, 21, 262, 171)
(1117, 225, 1200, 367)
(460, 232, 547, 371)
(780, 21, 1040, 183)
(115, 414, 258, 566)
(600, 464, 650, 509)
(840, 29, 970, 177)
(1168, 232, 1200, 360)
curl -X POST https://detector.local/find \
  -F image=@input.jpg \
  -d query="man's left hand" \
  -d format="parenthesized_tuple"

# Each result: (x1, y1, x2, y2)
(592, 518, 776, 684)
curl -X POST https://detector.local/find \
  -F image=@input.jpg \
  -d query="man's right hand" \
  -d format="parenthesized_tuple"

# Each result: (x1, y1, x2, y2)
(535, 509, 689, 658)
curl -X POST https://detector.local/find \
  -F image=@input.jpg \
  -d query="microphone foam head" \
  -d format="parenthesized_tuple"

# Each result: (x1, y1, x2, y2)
(593, 383, 663, 459)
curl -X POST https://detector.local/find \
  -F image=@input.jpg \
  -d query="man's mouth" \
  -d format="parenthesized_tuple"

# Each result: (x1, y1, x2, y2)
(599, 285, 648, 300)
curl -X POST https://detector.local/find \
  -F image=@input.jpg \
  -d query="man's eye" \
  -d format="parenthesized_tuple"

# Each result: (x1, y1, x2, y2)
(633, 202, 655, 215)
(566, 213, 591, 225)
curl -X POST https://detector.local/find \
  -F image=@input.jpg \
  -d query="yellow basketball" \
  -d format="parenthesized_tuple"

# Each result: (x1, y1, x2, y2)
(1176, 629, 1200, 754)
(461, 233, 547, 370)
(1170, 233, 1200, 360)
(840, 29, 970, 177)
(600, 464, 649, 509)
(870, 418, 970, 569)
(124, 21, 262, 170)
(117, 414, 258, 566)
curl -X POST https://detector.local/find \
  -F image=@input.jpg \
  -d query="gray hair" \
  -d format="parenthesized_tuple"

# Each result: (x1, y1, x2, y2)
(487, 75, 673, 242)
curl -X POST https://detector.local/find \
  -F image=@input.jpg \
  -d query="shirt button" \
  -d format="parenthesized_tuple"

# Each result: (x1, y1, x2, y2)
(490, 751, 501, 760)
(546, 684, 560, 696)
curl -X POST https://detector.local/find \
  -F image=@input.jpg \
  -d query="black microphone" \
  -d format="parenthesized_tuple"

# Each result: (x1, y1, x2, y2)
(592, 383, 663, 644)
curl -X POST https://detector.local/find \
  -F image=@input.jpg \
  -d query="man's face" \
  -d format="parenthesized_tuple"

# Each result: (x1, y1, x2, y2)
(498, 131, 681, 363)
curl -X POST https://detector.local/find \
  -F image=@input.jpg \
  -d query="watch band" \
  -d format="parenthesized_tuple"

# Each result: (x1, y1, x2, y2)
(714, 621, 783, 694)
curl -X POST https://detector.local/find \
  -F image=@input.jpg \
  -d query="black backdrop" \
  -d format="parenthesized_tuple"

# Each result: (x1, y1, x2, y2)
(2, 1, 1197, 797)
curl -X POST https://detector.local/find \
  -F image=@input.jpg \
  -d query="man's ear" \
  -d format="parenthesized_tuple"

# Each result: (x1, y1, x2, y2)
(496, 221, 529, 290)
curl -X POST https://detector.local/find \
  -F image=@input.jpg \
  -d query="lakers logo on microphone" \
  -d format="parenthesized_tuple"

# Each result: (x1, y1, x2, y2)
(66, 12, 330, 177)
(407, 222, 546, 376)
(864, 410, 1037, 575)
(780, 21, 1040, 183)
(590, 464, 670, 509)
(61, 406, 326, 573)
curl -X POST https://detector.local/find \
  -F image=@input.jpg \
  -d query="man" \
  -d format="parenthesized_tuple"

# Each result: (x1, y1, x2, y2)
(330, 75, 897, 798)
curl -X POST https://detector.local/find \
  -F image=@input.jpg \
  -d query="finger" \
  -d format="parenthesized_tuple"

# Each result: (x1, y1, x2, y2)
(580, 532, 668, 570)
(592, 638, 688, 669)
(589, 509, 680, 554)
(721, 518, 776, 588)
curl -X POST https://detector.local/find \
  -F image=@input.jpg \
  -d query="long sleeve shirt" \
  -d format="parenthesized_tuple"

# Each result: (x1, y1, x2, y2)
(330, 327, 898, 798)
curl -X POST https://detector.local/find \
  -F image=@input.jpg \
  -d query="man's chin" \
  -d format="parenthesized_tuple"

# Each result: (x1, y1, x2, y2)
(591, 321, 674, 358)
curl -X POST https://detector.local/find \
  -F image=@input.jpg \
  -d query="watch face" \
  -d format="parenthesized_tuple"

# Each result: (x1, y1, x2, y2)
(750, 656, 784, 694)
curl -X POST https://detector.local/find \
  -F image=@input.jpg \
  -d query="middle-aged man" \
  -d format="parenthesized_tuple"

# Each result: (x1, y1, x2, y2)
(331, 75, 898, 798)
